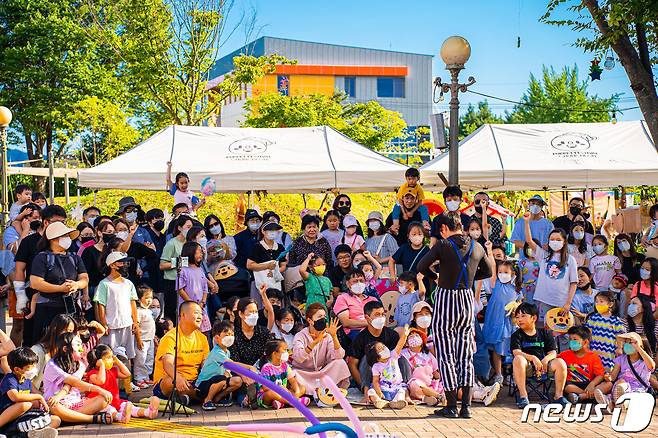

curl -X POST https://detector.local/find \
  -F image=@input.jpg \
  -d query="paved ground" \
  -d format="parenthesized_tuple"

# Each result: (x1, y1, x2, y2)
(54, 388, 658, 438)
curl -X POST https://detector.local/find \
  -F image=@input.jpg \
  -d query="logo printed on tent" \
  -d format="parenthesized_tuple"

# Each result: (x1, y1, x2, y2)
(550, 132, 596, 151)
(227, 137, 273, 161)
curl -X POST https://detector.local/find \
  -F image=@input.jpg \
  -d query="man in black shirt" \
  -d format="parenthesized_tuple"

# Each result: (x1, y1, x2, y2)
(430, 186, 471, 247)
(511, 302, 568, 409)
(417, 212, 491, 419)
(327, 244, 352, 293)
(552, 197, 594, 235)
(347, 301, 408, 395)
(470, 192, 506, 246)
(13, 204, 67, 346)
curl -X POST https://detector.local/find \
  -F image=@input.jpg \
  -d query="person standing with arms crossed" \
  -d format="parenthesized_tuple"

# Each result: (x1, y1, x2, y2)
(416, 212, 491, 419)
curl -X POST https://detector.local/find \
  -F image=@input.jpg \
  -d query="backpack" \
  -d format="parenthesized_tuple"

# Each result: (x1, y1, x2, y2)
(1, 409, 53, 437)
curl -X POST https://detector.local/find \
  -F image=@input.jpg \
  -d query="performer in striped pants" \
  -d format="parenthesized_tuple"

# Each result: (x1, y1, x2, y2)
(417, 212, 491, 419)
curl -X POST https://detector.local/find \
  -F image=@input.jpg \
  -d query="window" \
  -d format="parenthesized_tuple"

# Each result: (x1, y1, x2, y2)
(344, 77, 356, 98)
(377, 77, 405, 98)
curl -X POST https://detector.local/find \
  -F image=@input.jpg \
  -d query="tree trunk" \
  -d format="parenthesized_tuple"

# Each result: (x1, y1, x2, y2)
(583, 0, 658, 149)
(24, 131, 46, 193)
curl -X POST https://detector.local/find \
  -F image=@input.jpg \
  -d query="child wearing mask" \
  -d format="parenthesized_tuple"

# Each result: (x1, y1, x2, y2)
(571, 267, 596, 324)
(393, 271, 426, 327)
(366, 325, 411, 409)
(299, 253, 333, 308)
(389, 222, 429, 282)
(257, 340, 310, 409)
(585, 291, 626, 371)
(568, 222, 592, 268)
(558, 326, 605, 404)
(271, 307, 298, 350)
(589, 235, 621, 291)
(134, 285, 156, 389)
(626, 295, 657, 354)
(342, 215, 365, 253)
(401, 329, 444, 406)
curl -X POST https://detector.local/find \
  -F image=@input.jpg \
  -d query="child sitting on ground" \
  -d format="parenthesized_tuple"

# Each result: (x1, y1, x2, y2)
(85, 344, 159, 423)
(258, 339, 310, 410)
(511, 303, 568, 409)
(594, 332, 656, 413)
(195, 321, 245, 411)
(366, 325, 411, 410)
(401, 328, 444, 406)
(0, 347, 61, 433)
(391, 168, 430, 233)
(393, 272, 426, 327)
(558, 325, 605, 404)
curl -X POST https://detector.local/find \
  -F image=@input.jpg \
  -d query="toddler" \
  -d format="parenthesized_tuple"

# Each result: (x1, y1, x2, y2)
(257, 340, 310, 409)
(134, 285, 156, 389)
(366, 325, 410, 410)
(401, 329, 444, 406)
(393, 271, 426, 327)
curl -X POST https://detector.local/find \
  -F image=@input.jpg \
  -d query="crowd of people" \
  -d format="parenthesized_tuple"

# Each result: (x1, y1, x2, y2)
(0, 166, 656, 435)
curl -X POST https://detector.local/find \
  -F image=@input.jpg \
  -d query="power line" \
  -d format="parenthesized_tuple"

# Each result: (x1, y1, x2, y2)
(465, 89, 640, 114)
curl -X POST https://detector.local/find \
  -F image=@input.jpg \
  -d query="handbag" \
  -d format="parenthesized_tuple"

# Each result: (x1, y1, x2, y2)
(626, 355, 657, 397)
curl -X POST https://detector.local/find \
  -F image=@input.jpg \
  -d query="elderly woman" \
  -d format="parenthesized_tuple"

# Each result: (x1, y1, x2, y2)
(292, 304, 350, 397)
(288, 215, 332, 267)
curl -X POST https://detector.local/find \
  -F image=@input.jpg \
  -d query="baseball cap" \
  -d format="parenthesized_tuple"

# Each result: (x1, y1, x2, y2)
(343, 214, 358, 228)
(105, 251, 131, 266)
(412, 301, 432, 316)
(400, 186, 417, 198)
(612, 273, 628, 288)
(367, 211, 384, 224)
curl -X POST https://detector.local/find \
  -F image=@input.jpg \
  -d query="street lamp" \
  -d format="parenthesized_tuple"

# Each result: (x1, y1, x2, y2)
(433, 36, 476, 186)
(0, 106, 12, 228)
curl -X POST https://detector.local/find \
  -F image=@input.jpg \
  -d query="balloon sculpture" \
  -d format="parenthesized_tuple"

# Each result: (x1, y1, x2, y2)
(200, 177, 217, 197)
(225, 362, 397, 438)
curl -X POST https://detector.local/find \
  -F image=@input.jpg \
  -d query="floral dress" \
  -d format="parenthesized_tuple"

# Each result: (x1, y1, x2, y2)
(519, 257, 540, 304)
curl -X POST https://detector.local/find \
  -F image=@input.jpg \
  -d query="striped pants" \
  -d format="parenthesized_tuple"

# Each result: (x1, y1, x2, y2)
(432, 287, 476, 391)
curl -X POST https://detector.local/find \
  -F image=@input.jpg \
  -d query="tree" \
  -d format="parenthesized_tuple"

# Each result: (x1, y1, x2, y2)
(542, 0, 657, 146)
(506, 66, 617, 123)
(459, 101, 505, 139)
(89, 0, 291, 131)
(0, 0, 126, 189)
(242, 93, 407, 151)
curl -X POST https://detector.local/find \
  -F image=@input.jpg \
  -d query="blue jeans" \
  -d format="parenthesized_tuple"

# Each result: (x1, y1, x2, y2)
(473, 320, 491, 380)
(392, 204, 429, 222)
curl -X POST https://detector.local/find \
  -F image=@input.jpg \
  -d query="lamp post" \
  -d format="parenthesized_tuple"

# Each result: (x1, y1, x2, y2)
(0, 106, 12, 228)
(433, 36, 475, 186)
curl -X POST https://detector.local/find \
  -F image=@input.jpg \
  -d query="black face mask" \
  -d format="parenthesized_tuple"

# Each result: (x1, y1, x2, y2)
(79, 331, 91, 343)
(569, 206, 582, 216)
(337, 206, 350, 215)
(153, 220, 165, 231)
(474, 206, 483, 214)
(80, 236, 95, 244)
(29, 220, 42, 231)
(102, 233, 115, 244)
(313, 318, 327, 331)
(271, 304, 281, 316)
(117, 265, 130, 278)
(582, 212, 591, 220)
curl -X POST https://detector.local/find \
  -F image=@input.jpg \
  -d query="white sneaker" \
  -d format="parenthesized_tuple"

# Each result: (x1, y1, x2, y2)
(483, 382, 501, 407)
(373, 399, 388, 409)
(422, 395, 438, 406)
(594, 389, 613, 414)
(492, 374, 504, 385)
(28, 428, 58, 438)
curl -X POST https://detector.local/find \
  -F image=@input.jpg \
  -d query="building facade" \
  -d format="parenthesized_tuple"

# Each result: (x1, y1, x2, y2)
(210, 37, 433, 132)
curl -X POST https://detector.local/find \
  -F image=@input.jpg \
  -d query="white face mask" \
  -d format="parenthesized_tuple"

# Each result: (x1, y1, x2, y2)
(125, 212, 138, 223)
(350, 282, 366, 295)
(116, 230, 129, 241)
(369, 221, 381, 231)
(548, 240, 564, 251)
(572, 231, 585, 240)
(593, 244, 606, 255)
(280, 351, 290, 362)
(58, 236, 72, 250)
(221, 335, 235, 348)
(198, 237, 208, 248)
(398, 285, 408, 294)
(378, 346, 391, 359)
(245, 313, 259, 327)
(529, 204, 542, 215)
(87, 216, 98, 227)
(23, 367, 38, 380)
(446, 200, 461, 212)
(248, 222, 261, 232)
(498, 273, 513, 284)
(150, 308, 160, 319)
(210, 225, 222, 236)
(469, 230, 482, 240)
(416, 315, 432, 328)
(410, 235, 424, 246)
(370, 316, 386, 330)
(281, 322, 294, 333)
(618, 240, 631, 252)
(265, 231, 278, 241)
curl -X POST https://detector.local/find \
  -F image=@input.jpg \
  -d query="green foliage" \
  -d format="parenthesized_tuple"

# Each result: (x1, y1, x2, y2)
(243, 93, 406, 151)
(506, 66, 618, 123)
(459, 101, 505, 139)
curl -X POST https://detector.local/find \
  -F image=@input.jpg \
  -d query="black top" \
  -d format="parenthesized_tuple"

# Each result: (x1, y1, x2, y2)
(431, 212, 472, 240)
(510, 327, 557, 360)
(385, 210, 423, 246)
(620, 253, 645, 285)
(417, 234, 491, 289)
(469, 214, 506, 246)
(14, 232, 41, 278)
(81, 245, 104, 288)
(30, 251, 87, 305)
(127, 242, 159, 286)
(552, 215, 595, 235)
(229, 323, 273, 366)
(248, 241, 285, 264)
(392, 244, 429, 273)
(348, 326, 399, 360)
(233, 229, 260, 269)
(327, 264, 348, 289)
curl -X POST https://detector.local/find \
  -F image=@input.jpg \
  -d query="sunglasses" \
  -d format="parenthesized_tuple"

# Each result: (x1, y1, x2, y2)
(338, 201, 351, 206)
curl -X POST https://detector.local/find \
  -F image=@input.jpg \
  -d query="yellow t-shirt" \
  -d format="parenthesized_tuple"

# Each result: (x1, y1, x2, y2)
(397, 182, 425, 202)
(153, 328, 209, 383)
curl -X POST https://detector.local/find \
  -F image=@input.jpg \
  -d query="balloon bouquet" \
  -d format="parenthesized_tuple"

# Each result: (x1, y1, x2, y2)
(225, 362, 397, 438)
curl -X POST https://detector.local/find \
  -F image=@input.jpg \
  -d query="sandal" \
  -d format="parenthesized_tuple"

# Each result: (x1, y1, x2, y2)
(92, 412, 113, 424)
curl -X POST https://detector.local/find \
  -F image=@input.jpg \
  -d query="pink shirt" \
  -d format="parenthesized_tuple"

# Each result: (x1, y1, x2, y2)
(173, 189, 196, 209)
(333, 293, 377, 334)
(631, 281, 658, 299)
(589, 255, 621, 290)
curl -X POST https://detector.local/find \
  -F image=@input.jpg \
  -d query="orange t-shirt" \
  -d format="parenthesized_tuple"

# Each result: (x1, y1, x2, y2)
(558, 349, 605, 383)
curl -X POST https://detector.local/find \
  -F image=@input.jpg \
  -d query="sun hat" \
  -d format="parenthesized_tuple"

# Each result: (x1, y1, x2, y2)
(45, 222, 79, 241)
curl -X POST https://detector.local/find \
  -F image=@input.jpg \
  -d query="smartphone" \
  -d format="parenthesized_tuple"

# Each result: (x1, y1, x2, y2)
(63, 295, 77, 315)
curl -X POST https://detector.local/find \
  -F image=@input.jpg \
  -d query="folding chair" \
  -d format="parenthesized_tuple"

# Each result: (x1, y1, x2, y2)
(508, 373, 554, 402)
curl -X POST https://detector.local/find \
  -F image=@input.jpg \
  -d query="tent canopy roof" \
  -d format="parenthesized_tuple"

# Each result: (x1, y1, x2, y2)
(420, 121, 657, 191)
(77, 125, 408, 194)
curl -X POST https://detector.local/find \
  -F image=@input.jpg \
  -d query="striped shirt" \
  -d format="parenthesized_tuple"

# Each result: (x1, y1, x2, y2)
(585, 313, 626, 371)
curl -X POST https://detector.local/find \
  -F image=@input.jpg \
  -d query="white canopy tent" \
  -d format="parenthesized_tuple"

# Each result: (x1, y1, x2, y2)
(420, 121, 657, 191)
(77, 125, 408, 193)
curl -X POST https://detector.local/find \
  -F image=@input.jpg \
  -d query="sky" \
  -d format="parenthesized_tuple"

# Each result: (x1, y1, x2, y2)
(220, 0, 644, 121)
